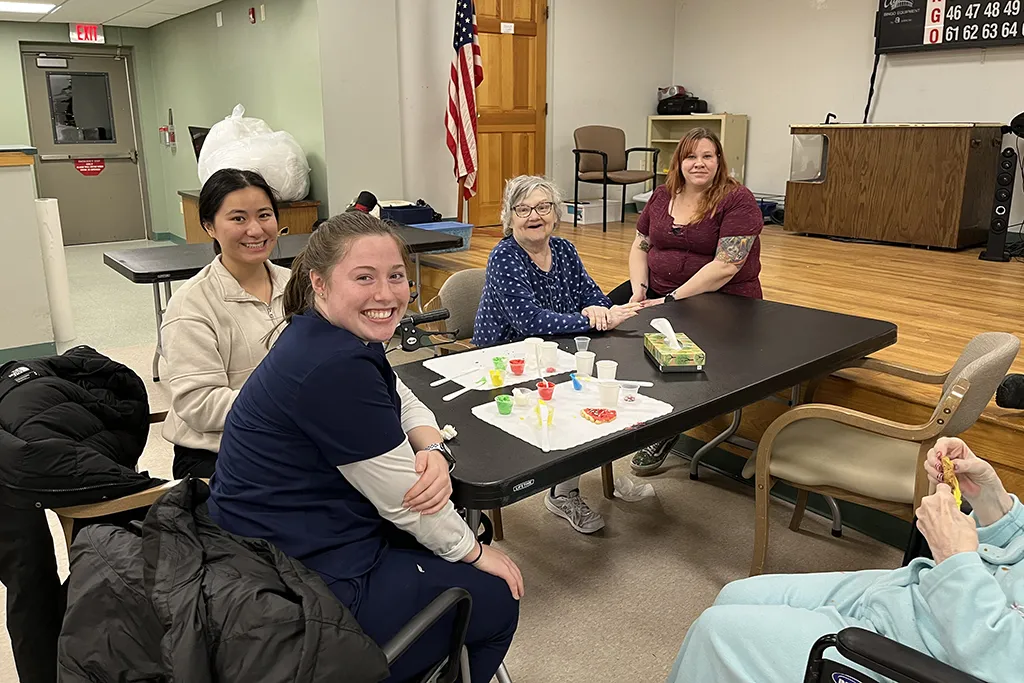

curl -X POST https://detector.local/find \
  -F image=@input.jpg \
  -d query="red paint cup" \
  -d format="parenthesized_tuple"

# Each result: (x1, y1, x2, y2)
(536, 381, 555, 401)
(509, 358, 526, 375)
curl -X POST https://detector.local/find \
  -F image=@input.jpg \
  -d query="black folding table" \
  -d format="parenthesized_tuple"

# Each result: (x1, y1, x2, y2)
(104, 227, 462, 381)
(395, 294, 897, 528)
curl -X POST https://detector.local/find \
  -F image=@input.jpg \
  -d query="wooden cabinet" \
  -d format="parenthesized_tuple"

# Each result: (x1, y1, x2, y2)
(784, 123, 1001, 249)
(178, 190, 321, 244)
(646, 114, 749, 185)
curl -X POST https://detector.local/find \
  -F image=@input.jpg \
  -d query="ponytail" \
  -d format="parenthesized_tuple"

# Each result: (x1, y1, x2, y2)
(282, 250, 314, 323)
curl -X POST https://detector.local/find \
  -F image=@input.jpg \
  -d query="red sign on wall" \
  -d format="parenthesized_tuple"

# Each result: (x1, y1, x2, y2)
(74, 159, 105, 176)
(69, 23, 105, 44)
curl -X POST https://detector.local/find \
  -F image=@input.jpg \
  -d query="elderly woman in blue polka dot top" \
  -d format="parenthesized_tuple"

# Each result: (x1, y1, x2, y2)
(473, 175, 640, 534)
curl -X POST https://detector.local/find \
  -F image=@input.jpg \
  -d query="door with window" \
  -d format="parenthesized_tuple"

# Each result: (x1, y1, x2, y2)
(469, 0, 548, 227)
(21, 49, 146, 244)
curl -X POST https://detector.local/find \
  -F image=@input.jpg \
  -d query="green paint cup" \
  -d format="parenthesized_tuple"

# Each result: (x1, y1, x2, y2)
(492, 356, 507, 370)
(495, 395, 514, 415)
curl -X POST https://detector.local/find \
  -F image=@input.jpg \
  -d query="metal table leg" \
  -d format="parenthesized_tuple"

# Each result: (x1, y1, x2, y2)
(151, 283, 164, 382)
(496, 662, 513, 683)
(689, 409, 743, 480)
(464, 508, 482, 538)
(824, 495, 843, 537)
(151, 281, 173, 382)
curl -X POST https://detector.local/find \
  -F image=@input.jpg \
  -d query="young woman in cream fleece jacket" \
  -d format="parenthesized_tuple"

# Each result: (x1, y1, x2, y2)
(160, 169, 289, 478)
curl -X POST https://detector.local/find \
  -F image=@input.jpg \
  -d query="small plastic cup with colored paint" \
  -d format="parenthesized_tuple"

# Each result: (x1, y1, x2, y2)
(491, 356, 507, 370)
(489, 368, 505, 386)
(512, 387, 532, 406)
(536, 380, 555, 401)
(620, 381, 640, 403)
(495, 395, 514, 415)
(574, 336, 591, 352)
(509, 358, 526, 375)
(570, 372, 583, 391)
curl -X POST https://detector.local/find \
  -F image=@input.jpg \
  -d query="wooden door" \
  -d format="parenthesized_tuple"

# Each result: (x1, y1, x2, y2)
(469, 0, 547, 227)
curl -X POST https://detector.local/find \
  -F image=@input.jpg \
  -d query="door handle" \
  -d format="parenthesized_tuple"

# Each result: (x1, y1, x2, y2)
(39, 153, 136, 162)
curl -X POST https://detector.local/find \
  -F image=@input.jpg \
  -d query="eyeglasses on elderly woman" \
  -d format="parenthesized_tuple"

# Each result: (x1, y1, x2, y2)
(511, 201, 555, 218)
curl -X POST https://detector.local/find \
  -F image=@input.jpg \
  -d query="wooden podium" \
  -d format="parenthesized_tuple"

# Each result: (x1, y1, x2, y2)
(784, 123, 1002, 249)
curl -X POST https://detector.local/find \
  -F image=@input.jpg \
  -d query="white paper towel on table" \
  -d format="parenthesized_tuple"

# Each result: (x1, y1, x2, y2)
(471, 378, 673, 452)
(35, 199, 75, 343)
(423, 340, 576, 390)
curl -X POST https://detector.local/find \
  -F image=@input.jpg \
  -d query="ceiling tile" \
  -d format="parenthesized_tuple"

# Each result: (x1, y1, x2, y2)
(40, 0, 147, 23)
(105, 8, 177, 27)
(144, 0, 220, 14)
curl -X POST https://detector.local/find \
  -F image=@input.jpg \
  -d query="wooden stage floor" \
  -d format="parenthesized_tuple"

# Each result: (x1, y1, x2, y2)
(418, 220, 1024, 491)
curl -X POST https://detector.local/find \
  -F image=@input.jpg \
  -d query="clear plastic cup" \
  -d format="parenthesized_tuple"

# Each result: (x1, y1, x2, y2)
(540, 341, 559, 368)
(574, 336, 591, 352)
(596, 360, 618, 380)
(620, 381, 640, 404)
(575, 351, 596, 376)
(495, 395, 513, 415)
(489, 368, 505, 386)
(512, 387, 532, 407)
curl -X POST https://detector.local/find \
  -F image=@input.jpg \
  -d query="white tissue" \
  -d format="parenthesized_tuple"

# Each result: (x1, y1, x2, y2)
(441, 424, 458, 440)
(613, 476, 656, 502)
(650, 318, 682, 350)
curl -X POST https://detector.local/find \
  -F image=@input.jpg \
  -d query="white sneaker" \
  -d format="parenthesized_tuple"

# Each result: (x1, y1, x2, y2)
(544, 490, 606, 534)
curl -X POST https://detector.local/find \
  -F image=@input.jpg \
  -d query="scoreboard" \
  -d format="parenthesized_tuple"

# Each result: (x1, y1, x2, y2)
(876, 0, 1024, 53)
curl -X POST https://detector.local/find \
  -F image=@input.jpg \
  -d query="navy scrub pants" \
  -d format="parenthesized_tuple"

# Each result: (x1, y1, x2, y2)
(327, 545, 519, 683)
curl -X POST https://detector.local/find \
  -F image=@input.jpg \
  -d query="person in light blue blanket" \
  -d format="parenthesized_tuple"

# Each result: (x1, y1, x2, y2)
(668, 436, 1024, 683)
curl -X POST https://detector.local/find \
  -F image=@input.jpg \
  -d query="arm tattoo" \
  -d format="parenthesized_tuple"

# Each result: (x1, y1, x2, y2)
(637, 231, 651, 253)
(715, 235, 754, 265)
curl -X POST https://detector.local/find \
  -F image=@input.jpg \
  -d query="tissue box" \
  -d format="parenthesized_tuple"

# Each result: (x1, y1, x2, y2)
(643, 332, 706, 373)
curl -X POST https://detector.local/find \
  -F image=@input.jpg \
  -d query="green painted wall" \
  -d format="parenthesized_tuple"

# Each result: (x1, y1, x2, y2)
(146, 0, 326, 238)
(0, 22, 167, 242)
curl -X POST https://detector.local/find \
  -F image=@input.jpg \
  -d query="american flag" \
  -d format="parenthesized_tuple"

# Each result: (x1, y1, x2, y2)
(445, 0, 484, 199)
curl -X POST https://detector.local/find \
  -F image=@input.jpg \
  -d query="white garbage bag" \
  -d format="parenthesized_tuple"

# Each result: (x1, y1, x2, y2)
(198, 104, 311, 202)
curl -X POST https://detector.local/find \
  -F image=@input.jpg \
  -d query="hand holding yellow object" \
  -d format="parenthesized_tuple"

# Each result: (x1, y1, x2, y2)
(941, 456, 963, 507)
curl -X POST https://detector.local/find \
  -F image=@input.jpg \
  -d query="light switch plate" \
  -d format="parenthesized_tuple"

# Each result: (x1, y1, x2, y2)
(216, 11, 223, 27)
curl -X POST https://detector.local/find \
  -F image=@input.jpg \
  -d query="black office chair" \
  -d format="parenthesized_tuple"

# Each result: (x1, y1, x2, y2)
(804, 504, 983, 683)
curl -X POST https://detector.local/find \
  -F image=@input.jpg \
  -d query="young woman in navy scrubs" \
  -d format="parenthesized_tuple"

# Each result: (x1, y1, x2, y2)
(209, 212, 523, 682)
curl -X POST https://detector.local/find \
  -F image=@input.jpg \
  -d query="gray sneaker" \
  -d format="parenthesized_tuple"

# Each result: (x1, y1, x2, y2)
(630, 438, 675, 475)
(544, 490, 606, 534)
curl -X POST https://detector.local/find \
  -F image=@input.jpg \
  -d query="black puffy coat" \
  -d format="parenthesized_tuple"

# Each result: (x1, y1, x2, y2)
(58, 478, 390, 683)
(0, 345, 161, 508)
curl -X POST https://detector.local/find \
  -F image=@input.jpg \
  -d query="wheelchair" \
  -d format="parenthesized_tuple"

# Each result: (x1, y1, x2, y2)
(803, 508, 985, 683)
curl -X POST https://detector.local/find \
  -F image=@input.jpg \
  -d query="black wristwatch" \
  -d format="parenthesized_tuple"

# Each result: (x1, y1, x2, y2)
(664, 293, 676, 302)
(424, 441, 456, 470)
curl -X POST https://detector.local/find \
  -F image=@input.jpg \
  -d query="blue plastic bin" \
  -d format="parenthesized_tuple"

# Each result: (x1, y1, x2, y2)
(409, 221, 473, 254)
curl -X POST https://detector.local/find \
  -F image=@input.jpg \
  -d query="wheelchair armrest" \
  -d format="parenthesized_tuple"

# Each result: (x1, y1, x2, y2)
(835, 628, 985, 683)
(380, 587, 472, 683)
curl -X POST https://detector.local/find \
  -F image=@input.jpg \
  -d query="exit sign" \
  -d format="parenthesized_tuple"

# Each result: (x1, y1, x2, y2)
(69, 23, 105, 44)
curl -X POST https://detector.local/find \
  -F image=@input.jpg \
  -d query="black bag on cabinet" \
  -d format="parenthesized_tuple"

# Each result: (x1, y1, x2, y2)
(657, 97, 709, 115)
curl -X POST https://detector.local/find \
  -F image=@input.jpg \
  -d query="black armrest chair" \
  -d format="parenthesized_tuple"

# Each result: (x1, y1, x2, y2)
(804, 628, 984, 683)
(805, 501, 982, 683)
(572, 125, 659, 232)
(385, 587, 472, 683)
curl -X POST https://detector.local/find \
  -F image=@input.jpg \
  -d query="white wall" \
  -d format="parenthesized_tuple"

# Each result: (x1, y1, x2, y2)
(674, 0, 1024, 226)
(317, 0, 405, 212)
(550, 0, 677, 202)
(396, 0, 459, 217)
(394, 0, 677, 218)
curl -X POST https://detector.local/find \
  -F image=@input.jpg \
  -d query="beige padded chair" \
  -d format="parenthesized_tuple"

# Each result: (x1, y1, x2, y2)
(425, 268, 509, 540)
(745, 332, 1019, 576)
(573, 126, 659, 232)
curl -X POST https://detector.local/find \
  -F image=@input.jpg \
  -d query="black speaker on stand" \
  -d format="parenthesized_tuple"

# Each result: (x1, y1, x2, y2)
(980, 146, 1018, 262)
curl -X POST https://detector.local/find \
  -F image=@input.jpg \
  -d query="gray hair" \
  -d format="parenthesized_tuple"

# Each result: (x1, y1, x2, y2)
(500, 175, 564, 237)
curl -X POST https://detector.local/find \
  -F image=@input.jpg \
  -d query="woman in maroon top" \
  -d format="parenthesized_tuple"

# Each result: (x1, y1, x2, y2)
(608, 128, 763, 305)
(608, 128, 764, 473)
